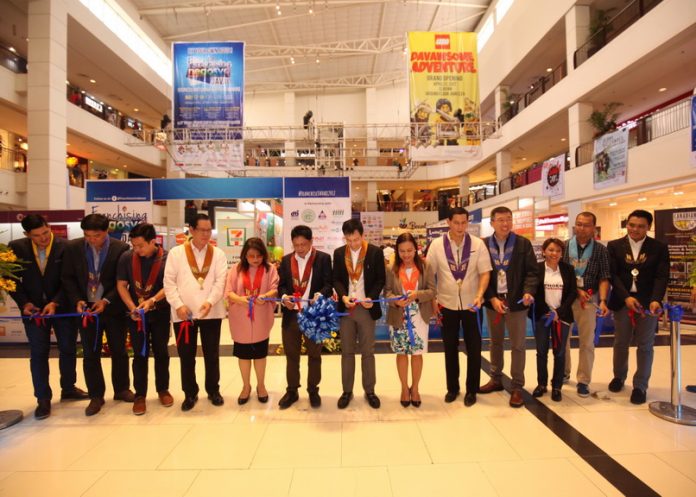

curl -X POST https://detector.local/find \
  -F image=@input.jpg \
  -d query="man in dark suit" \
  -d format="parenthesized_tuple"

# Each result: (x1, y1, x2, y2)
(62, 213, 133, 416)
(607, 209, 670, 405)
(277, 225, 333, 409)
(479, 206, 538, 408)
(333, 219, 386, 409)
(9, 215, 88, 419)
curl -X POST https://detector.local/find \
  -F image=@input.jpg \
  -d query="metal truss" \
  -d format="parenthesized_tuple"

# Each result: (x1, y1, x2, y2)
(246, 36, 404, 60)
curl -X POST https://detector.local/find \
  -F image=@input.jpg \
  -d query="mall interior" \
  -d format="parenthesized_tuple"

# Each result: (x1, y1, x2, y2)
(0, 0, 695, 496)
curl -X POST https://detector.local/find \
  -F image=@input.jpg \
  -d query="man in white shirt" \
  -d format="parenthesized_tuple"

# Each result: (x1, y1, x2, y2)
(164, 214, 228, 411)
(607, 209, 670, 405)
(426, 207, 492, 407)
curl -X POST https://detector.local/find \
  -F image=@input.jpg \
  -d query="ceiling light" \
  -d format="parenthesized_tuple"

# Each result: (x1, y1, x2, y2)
(637, 197, 647, 202)
(609, 201, 617, 206)
(315, 58, 320, 64)
(546, 67, 552, 72)
(659, 87, 667, 92)
(133, 108, 139, 112)
(277, 9, 282, 15)
(674, 191, 684, 196)
(89, 79, 96, 83)
(521, 157, 526, 160)
(17, 138, 22, 142)
(309, 7, 313, 14)
(560, 138, 566, 141)
(114, 168, 119, 172)
(9, 47, 16, 53)
(65, 80, 70, 85)
(123, 165, 128, 168)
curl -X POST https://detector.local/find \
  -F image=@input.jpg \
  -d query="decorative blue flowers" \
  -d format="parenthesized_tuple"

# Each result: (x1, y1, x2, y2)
(298, 295, 344, 344)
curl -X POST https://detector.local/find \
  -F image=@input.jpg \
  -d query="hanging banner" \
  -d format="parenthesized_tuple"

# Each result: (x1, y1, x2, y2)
(283, 177, 351, 256)
(541, 154, 565, 199)
(408, 32, 481, 161)
(691, 95, 696, 168)
(171, 41, 245, 171)
(655, 208, 696, 325)
(85, 180, 153, 241)
(593, 128, 629, 189)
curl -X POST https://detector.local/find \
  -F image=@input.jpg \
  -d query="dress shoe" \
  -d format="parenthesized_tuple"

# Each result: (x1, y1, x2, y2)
(114, 389, 135, 403)
(133, 396, 146, 415)
(60, 386, 89, 401)
(85, 397, 105, 416)
(35, 399, 51, 420)
(181, 395, 198, 411)
(444, 391, 459, 403)
(608, 378, 624, 393)
(551, 388, 562, 402)
(278, 390, 299, 409)
(532, 385, 547, 398)
(308, 390, 321, 408)
(337, 391, 353, 409)
(400, 389, 410, 408)
(479, 379, 504, 394)
(509, 389, 524, 408)
(208, 392, 224, 406)
(464, 392, 476, 407)
(410, 388, 421, 408)
(577, 383, 590, 398)
(630, 388, 647, 405)
(158, 390, 174, 407)
(257, 388, 269, 403)
(365, 392, 381, 409)
(563, 373, 570, 384)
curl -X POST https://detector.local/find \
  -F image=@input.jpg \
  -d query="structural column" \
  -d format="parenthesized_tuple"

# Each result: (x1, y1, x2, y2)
(494, 85, 510, 122)
(495, 150, 512, 183)
(366, 181, 378, 211)
(565, 5, 590, 74)
(27, 0, 68, 209)
(568, 102, 594, 169)
(365, 87, 378, 167)
(458, 175, 470, 204)
(283, 91, 296, 167)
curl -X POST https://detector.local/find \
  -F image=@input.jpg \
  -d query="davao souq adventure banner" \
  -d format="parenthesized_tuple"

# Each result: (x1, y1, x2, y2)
(408, 32, 481, 161)
(171, 41, 245, 172)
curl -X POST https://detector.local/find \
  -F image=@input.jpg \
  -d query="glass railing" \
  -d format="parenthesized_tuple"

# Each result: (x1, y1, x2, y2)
(574, 0, 662, 68)
(0, 146, 28, 172)
(575, 96, 690, 167)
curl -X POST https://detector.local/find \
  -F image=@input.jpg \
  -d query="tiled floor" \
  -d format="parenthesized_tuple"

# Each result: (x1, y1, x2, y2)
(0, 320, 695, 497)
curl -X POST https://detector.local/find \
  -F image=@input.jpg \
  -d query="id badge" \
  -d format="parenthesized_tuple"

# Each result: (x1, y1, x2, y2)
(576, 276, 584, 288)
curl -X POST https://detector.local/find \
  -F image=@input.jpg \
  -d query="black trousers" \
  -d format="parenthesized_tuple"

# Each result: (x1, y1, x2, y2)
(79, 313, 130, 399)
(130, 313, 171, 397)
(282, 314, 322, 392)
(174, 319, 221, 398)
(441, 307, 481, 395)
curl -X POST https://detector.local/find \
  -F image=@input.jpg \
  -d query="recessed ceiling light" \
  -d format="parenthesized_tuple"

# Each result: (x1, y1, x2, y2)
(546, 67, 552, 72)
(637, 197, 647, 202)
(658, 87, 667, 92)
(66, 143, 70, 146)
(674, 191, 684, 195)
(561, 138, 566, 141)
(277, 9, 281, 15)
(133, 108, 139, 112)
(18, 138, 22, 142)
(123, 165, 128, 168)
(522, 157, 526, 160)
(114, 168, 119, 172)
(315, 58, 320, 64)
(8, 47, 16, 53)
(89, 79, 96, 83)
(609, 201, 617, 206)
(309, 7, 313, 14)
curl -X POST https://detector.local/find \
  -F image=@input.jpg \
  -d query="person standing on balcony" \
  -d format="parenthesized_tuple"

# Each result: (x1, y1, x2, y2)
(479, 207, 538, 408)
(426, 207, 491, 407)
(563, 212, 611, 397)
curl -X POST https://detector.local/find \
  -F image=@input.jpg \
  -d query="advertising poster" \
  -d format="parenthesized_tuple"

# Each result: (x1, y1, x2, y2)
(691, 95, 696, 168)
(172, 41, 245, 171)
(593, 128, 629, 189)
(655, 208, 696, 325)
(360, 212, 385, 246)
(283, 177, 351, 256)
(408, 32, 481, 161)
(541, 154, 565, 199)
(85, 180, 153, 241)
(513, 207, 535, 240)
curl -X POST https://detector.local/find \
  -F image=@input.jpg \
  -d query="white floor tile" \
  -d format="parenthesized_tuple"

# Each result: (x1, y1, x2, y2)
(614, 453, 696, 497)
(184, 469, 293, 497)
(289, 467, 391, 497)
(388, 463, 497, 497)
(82, 470, 199, 497)
(0, 470, 103, 497)
(251, 422, 341, 468)
(341, 421, 431, 467)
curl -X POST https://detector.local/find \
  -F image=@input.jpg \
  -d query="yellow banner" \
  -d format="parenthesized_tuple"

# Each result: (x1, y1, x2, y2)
(408, 32, 480, 160)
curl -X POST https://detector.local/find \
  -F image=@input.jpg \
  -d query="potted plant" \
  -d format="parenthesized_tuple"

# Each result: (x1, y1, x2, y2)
(588, 102, 622, 138)
(587, 8, 616, 57)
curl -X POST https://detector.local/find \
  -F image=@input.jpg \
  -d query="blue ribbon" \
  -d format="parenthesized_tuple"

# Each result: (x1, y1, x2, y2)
(516, 297, 536, 330)
(468, 304, 483, 336)
(403, 294, 416, 347)
(544, 310, 557, 328)
(664, 303, 683, 322)
(136, 308, 147, 357)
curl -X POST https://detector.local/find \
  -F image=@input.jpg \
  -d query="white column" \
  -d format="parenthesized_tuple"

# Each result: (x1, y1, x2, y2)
(365, 87, 378, 167)
(565, 5, 590, 74)
(165, 164, 186, 248)
(568, 102, 594, 169)
(283, 91, 296, 166)
(494, 85, 510, 121)
(366, 181, 378, 211)
(458, 175, 470, 198)
(495, 150, 512, 182)
(27, 0, 68, 209)
(565, 200, 583, 235)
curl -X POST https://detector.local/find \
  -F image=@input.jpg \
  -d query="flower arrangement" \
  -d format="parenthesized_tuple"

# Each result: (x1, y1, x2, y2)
(0, 244, 23, 302)
(297, 295, 343, 352)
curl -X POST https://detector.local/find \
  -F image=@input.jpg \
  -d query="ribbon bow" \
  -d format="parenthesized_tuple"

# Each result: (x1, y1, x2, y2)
(664, 303, 683, 323)
(176, 319, 193, 346)
(31, 313, 47, 328)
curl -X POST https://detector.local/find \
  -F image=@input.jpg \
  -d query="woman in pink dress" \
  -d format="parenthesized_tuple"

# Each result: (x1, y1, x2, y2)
(225, 237, 279, 404)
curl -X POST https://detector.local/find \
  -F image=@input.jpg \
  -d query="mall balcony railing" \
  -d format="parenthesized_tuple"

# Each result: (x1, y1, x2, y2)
(496, 152, 570, 197)
(0, 45, 27, 74)
(574, 0, 663, 68)
(361, 199, 439, 212)
(497, 61, 567, 126)
(0, 146, 28, 172)
(575, 95, 691, 167)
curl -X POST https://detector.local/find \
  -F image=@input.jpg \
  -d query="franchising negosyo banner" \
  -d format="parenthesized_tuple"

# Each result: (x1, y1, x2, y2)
(408, 32, 481, 161)
(171, 41, 245, 172)
(85, 180, 153, 241)
(282, 177, 351, 256)
(542, 154, 565, 199)
(593, 128, 629, 189)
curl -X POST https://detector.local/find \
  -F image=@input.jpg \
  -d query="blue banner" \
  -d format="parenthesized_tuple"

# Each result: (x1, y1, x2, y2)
(172, 41, 244, 136)
(283, 177, 351, 198)
(86, 180, 152, 202)
(152, 178, 283, 200)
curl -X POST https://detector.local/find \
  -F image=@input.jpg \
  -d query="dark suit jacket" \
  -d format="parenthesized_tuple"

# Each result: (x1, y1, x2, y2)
(61, 237, 129, 316)
(8, 236, 69, 311)
(277, 249, 333, 327)
(607, 235, 669, 311)
(530, 261, 577, 323)
(483, 234, 539, 312)
(332, 243, 386, 320)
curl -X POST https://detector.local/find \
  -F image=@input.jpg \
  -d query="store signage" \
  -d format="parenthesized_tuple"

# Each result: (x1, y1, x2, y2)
(536, 214, 568, 226)
(84, 95, 103, 113)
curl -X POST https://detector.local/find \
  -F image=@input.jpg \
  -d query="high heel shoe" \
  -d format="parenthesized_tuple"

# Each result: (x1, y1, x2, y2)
(257, 388, 269, 403)
(400, 388, 410, 407)
(238, 387, 251, 405)
(410, 388, 421, 408)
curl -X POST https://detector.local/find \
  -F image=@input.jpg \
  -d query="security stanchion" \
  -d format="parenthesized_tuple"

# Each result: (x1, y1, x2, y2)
(0, 410, 23, 430)
(649, 304, 696, 425)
